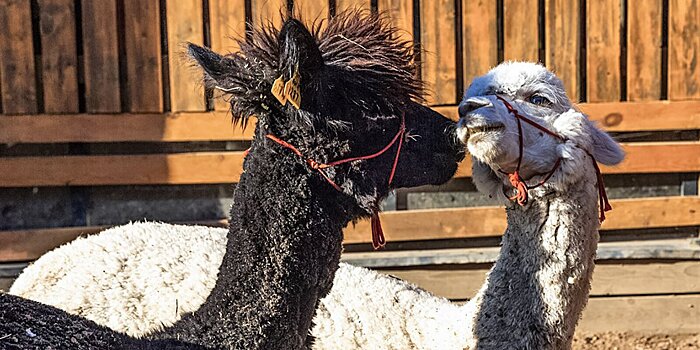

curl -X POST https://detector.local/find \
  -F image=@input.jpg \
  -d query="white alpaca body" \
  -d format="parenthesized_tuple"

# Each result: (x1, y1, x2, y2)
(12, 221, 470, 348)
(12, 62, 623, 349)
(10, 222, 227, 336)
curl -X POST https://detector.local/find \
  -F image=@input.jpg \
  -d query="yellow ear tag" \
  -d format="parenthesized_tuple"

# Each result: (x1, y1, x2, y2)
(284, 68, 301, 109)
(271, 75, 287, 105)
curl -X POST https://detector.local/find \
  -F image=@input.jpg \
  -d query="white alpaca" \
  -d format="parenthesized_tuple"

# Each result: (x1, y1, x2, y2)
(11, 62, 624, 349)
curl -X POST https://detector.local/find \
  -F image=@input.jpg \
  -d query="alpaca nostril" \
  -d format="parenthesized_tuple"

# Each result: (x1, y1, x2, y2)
(458, 98, 491, 118)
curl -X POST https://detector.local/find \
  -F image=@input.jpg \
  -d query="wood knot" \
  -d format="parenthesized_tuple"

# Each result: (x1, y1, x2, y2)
(603, 113, 623, 127)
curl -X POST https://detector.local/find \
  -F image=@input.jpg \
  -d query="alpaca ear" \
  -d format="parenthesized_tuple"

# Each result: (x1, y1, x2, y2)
(588, 121, 625, 166)
(278, 18, 323, 81)
(553, 110, 625, 166)
(187, 43, 232, 89)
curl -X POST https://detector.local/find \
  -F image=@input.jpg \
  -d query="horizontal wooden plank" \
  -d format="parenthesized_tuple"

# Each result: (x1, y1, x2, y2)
(453, 141, 700, 178)
(0, 113, 254, 143)
(345, 196, 700, 243)
(1, 197, 698, 262)
(1, 142, 698, 187)
(579, 294, 700, 334)
(0, 152, 245, 187)
(2, 101, 699, 144)
(379, 260, 700, 299)
(343, 238, 700, 267)
(433, 100, 700, 131)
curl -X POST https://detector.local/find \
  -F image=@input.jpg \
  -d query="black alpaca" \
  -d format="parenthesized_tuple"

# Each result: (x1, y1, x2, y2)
(0, 12, 462, 350)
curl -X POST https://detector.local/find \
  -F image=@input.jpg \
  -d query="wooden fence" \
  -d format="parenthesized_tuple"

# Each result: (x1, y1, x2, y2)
(1, 0, 699, 334)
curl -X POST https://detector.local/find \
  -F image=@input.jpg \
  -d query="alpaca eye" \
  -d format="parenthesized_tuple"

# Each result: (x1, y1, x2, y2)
(528, 94, 551, 106)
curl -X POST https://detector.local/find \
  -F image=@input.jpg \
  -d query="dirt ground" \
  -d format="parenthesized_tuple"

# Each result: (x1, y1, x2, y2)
(573, 332, 700, 350)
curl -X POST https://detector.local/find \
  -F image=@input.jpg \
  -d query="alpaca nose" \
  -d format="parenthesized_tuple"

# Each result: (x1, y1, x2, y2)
(458, 97, 491, 118)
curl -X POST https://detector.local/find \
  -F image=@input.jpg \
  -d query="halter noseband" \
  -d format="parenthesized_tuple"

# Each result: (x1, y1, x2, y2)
(265, 112, 406, 249)
(495, 96, 611, 222)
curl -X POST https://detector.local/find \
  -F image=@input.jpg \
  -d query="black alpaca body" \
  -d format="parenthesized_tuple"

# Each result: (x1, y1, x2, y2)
(0, 12, 462, 350)
(150, 138, 353, 349)
(0, 293, 204, 349)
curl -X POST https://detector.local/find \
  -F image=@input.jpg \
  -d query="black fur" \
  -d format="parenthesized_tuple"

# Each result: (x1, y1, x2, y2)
(0, 12, 463, 350)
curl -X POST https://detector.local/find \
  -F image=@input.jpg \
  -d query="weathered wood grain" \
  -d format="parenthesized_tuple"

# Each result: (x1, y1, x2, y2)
(0, 151, 246, 187)
(433, 100, 700, 131)
(380, 260, 700, 299)
(0, 100, 698, 144)
(81, 0, 121, 112)
(627, 0, 663, 101)
(503, 0, 539, 62)
(668, 0, 700, 100)
(421, 0, 457, 104)
(545, 0, 580, 100)
(251, 0, 288, 27)
(38, 0, 78, 113)
(166, 0, 205, 112)
(295, 0, 330, 23)
(579, 294, 700, 333)
(462, 0, 497, 85)
(586, 0, 621, 102)
(1, 141, 698, 186)
(0, 112, 255, 143)
(208, 0, 246, 111)
(335, 0, 371, 12)
(377, 0, 413, 42)
(123, 0, 163, 112)
(0, 0, 37, 114)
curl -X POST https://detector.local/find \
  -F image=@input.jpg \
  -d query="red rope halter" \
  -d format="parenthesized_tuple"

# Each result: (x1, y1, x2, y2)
(495, 96, 611, 222)
(265, 112, 406, 249)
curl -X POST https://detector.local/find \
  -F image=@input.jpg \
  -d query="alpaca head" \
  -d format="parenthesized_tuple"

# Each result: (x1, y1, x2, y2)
(189, 12, 463, 213)
(456, 62, 624, 202)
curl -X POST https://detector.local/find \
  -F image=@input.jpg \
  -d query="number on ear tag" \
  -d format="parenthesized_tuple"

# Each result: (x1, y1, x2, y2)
(284, 68, 301, 109)
(271, 75, 287, 105)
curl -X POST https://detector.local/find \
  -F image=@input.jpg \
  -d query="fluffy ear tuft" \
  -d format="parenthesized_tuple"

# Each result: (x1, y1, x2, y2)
(278, 19, 323, 80)
(187, 43, 229, 87)
(588, 121, 625, 165)
(552, 110, 625, 166)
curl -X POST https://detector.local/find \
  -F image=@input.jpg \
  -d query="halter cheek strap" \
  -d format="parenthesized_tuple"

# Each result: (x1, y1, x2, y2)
(265, 112, 406, 249)
(496, 96, 611, 223)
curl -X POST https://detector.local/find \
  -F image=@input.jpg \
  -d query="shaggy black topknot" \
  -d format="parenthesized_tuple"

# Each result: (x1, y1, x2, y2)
(188, 10, 423, 128)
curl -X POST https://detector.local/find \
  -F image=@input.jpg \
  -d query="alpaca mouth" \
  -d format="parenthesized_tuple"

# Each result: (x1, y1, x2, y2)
(467, 123, 504, 135)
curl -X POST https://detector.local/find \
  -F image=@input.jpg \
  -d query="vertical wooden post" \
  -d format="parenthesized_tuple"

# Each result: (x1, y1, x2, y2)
(421, 0, 457, 105)
(627, 0, 662, 101)
(81, 0, 121, 113)
(503, 0, 539, 62)
(462, 0, 497, 90)
(586, 0, 621, 102)
(38, 0, 79, 113)
(251, 0, 288, 28)
(377, 0, 413, 43)
(0, 0, 38, 114)
(166, 0, 205, 112)
(209, 0, 246, 111)
(123, 0, 164, 113)
(545, 0, 581, 101)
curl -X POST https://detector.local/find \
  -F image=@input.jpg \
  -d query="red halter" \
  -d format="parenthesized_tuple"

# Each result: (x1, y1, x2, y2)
(265, 112, 406, 249)
(496, 96, 611, 222)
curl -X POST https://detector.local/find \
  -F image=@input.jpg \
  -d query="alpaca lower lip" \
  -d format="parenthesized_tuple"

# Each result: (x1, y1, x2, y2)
(467, 124, 504, 135)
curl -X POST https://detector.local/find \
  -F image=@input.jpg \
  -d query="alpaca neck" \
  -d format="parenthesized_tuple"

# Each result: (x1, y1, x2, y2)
(153, 142, 356, 349)
(466, 175, 600, 349)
